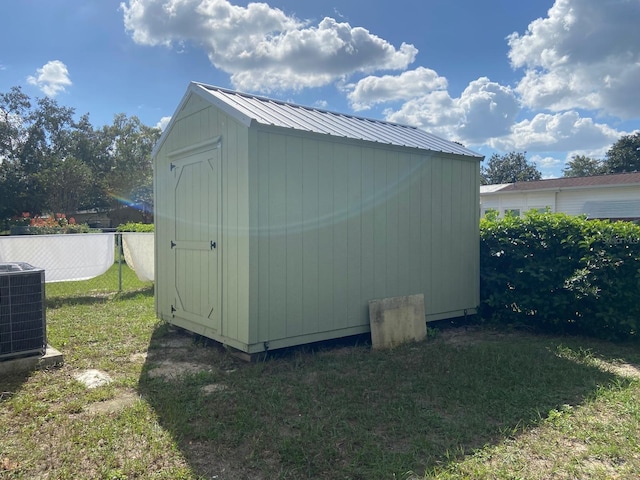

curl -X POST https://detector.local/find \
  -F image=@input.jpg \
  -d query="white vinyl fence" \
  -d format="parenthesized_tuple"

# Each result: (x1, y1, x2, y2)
(0, 233, 154, 284)
(121, 232, 154, 282)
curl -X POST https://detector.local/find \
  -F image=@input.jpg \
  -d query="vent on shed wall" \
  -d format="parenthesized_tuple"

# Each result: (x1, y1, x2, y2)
(0, 263, 46, 360)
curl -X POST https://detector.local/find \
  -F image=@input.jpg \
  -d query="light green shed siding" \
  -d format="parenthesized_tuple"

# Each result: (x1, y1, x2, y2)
(154, 93, 251, 350)
(154, 87, 480, 354)
(245, 128, 479, 351)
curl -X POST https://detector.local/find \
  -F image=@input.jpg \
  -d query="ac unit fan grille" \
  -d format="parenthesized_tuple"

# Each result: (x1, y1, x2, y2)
(0, 266, 46, 359)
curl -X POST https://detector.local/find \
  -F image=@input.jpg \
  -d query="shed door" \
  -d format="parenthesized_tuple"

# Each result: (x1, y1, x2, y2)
(170, 146, 221, 332)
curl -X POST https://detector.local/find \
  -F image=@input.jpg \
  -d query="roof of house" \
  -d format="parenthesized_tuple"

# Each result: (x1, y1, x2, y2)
(481, 172, 640, 194)
(154, 82, 482, 159)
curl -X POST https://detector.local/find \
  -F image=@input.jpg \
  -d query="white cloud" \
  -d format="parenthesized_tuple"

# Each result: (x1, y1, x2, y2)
(120, 0, 637, 175)
(346, 67, 448, 110)
(384, 76, 520, 144)
(156, 115, 171, 131)
(26, 60, 72, 97)
(507, 0, 640, 118)
(531, 154, 563, 169)
(384, 90, 457, 135)
(455, 79, 521, 143)
(530, 154, 564, 179)
(566, 146, 611, 162)
(121, 0, 417, 92)
(489, 111, 626, 152)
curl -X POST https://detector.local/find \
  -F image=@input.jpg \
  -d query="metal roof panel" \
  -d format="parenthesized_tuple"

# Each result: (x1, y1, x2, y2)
(193, 82, 482, 158)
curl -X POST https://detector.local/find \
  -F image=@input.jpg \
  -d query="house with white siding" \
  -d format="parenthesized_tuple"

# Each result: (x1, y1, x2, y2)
(480, 172, 640, 221)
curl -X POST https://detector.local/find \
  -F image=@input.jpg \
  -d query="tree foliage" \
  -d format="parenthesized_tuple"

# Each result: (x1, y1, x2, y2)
(480, 151, 542, 185)
(562, 154, 605, 177)
(37, 156, 93, 214)
(0, 86, 161, 222)
(603, 132, 640, 174)
(560, 133, 640, 179)
(99, 114, 158, 212)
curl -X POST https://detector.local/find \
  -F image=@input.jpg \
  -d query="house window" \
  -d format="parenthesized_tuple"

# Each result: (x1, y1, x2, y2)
(504, 208, 520, 217)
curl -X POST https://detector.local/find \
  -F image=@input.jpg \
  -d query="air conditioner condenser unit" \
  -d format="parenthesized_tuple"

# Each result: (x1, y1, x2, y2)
(0, 262, 46, 360)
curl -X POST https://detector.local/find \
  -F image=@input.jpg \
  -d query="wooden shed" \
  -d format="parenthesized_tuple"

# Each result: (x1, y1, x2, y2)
(152, 82, 482, 354)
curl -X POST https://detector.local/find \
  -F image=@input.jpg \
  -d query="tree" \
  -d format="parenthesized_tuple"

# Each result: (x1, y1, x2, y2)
(69, 113, 119, 211)
(0, 161, 23, 220)
(480, 152, 542, 185)
(19, 96, 78, 213)
(0, 86, 31, 160)
(0, 87, 32, 219)
(562, 155, 605, 177)
(603, 132, 640, 174)
(37, 157, 93, 214)
(98, 114, 161, 215)
(0, 86, 160, 222)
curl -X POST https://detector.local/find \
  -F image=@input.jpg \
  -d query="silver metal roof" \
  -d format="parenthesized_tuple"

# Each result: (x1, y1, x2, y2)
(193, 82, 482, 158)
(480, 183, 512, 194)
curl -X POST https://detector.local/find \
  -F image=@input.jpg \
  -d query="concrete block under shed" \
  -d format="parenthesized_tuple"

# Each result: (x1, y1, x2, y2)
(369, 294, 427, 350)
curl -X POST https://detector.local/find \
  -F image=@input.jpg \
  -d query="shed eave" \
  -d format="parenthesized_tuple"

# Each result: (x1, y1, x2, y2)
(151, 82, 255, 159)
(190, 82, 253, 128)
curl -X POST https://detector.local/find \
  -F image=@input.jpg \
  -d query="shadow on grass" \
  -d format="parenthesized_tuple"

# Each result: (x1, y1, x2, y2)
(115, 285, 154, 301)
(46, 285, 154, 309)
(0, 371, 32, 404)
(137, 325, 635, 479)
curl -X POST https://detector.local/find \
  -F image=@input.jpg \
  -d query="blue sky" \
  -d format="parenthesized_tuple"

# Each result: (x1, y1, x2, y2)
(2, 0, 639, 178)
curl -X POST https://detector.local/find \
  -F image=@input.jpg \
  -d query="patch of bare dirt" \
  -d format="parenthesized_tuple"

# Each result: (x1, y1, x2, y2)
(144, 329, 243, 381)
(155, 336, 194, 349)
(604, 362, 640, 380)
(74, 369, 113, 389)
(436, 326, 516, 346)
(85, 390, 139, 415)
(201, 383, 229, 395)
(146, 360, 214, 380)
(184, 440, 271, 480)
(129, 352, 148, 363)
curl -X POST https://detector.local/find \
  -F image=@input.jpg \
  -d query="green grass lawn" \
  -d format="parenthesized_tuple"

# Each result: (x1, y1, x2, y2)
(1, 264, 639, 479)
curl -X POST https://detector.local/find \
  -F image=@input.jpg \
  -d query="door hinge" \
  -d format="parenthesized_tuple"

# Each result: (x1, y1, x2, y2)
(170, 163, 176, 171)
(210, 240, 217, 250)
(170, 304, 176, 315)
(170, 240, 176, 249)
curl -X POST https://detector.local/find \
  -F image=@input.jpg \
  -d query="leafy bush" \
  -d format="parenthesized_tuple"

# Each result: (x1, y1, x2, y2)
(480, 210, 640, 340)
(116, 222, 154, 232)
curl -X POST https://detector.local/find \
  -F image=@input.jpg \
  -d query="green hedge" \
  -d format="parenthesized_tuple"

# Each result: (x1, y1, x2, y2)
(480, 210, 640, 340)
(116, 222, 154, 232)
